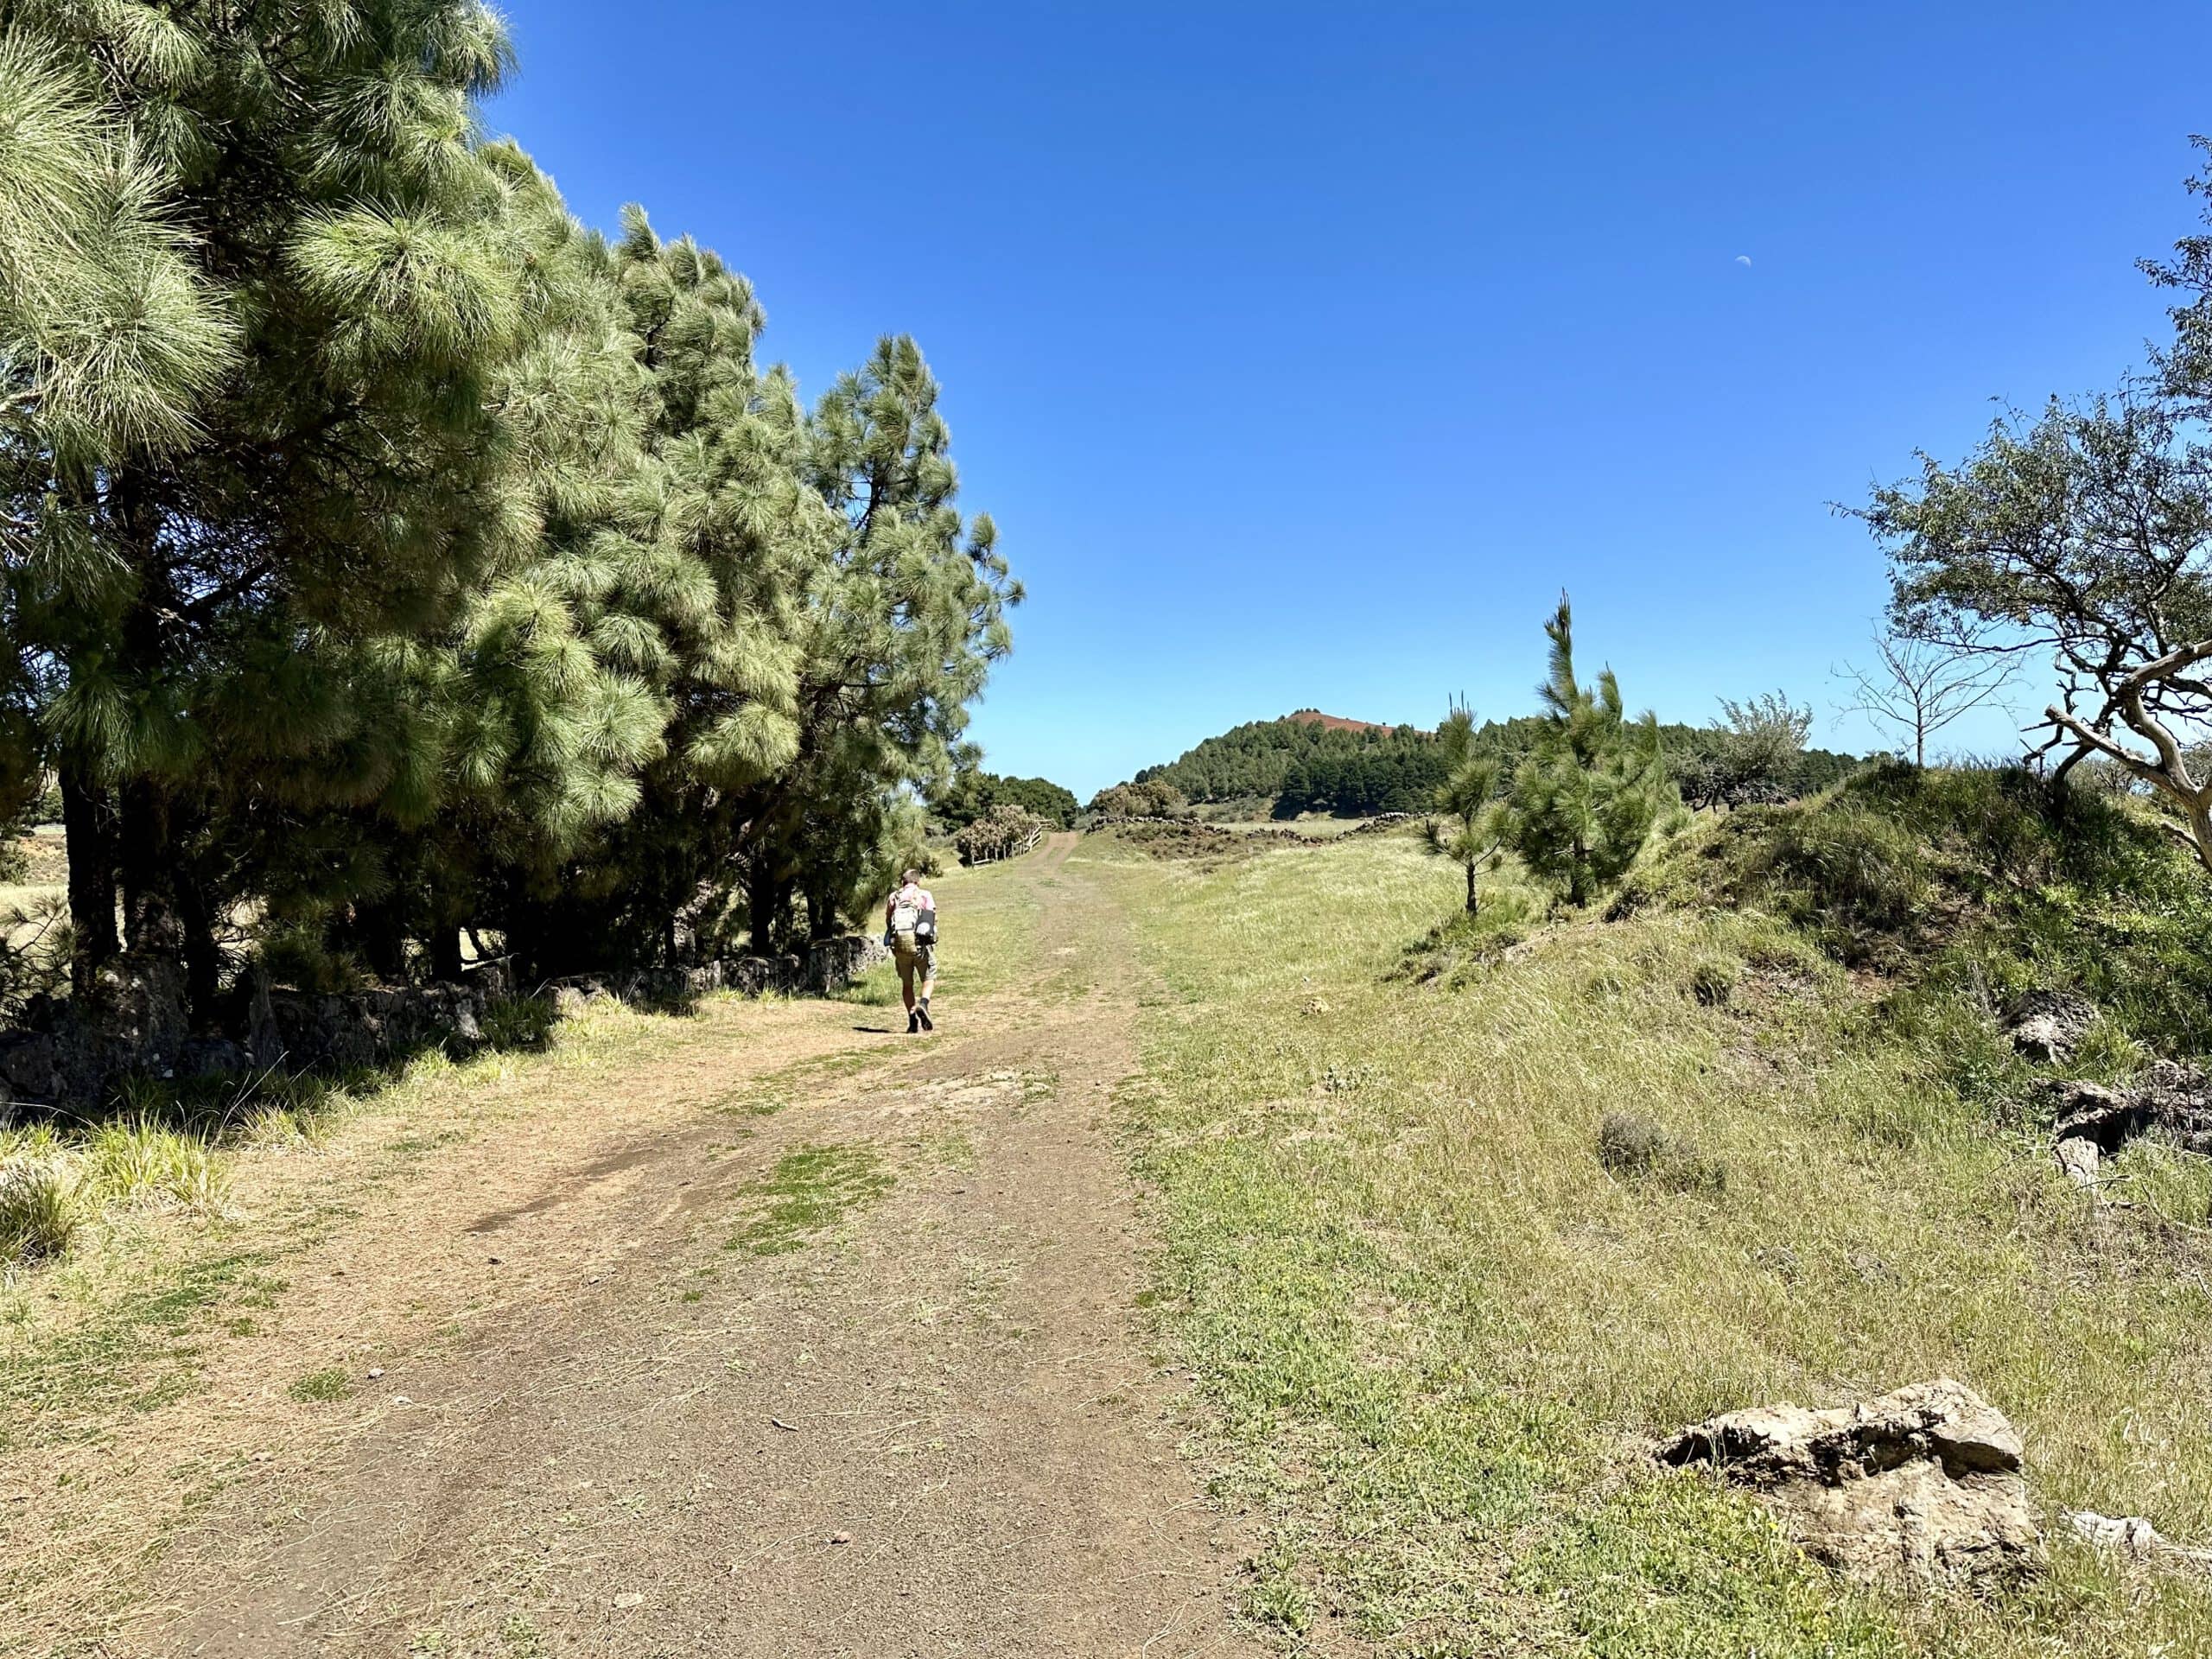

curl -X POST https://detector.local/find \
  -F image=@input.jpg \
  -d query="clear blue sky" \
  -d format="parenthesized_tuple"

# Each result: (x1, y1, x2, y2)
(490, 1, 2211, 799)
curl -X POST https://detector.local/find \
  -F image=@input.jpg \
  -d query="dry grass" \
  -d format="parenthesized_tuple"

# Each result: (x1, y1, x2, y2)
(1089, 829, 2212, 1657)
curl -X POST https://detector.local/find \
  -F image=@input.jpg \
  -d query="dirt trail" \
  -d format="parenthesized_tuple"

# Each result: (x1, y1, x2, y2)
(64, 835, 1255, 1657)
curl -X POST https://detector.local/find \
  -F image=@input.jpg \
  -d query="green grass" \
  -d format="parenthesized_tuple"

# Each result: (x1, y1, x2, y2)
(724, 1144, 893, 1255)
(1090, 822, 2212, 1657)
(288, 1365, 352, 1402)
(81, 1117, 229, 1212)
(0, 1252, 265, 1446)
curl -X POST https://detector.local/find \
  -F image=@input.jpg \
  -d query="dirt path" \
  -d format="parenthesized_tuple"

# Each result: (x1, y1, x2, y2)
(37, 836, 1255, 1657)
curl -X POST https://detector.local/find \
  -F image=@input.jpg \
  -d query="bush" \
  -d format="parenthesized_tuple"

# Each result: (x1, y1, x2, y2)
(1597, 1110, 1727, 1194)
(955, 804, 1048, 866)
(0, 1156, 79, 1264)
(1088, 779, 1189, 819)
(481, 994, 558, 1049)
(1395, 886, 1541, 985)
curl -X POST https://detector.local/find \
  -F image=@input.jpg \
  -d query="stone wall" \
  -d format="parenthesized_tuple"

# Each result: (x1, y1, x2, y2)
(0, 935, 890, 1112)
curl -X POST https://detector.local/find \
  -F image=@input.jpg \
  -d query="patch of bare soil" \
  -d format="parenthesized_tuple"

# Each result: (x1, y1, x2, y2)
(14, 835, 1256, 1657)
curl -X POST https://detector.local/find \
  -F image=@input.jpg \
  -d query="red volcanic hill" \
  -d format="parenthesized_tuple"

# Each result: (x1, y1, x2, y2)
(1287, 709, 1396, 734)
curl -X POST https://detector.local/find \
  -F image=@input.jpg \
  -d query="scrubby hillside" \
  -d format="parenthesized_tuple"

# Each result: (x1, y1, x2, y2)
(1090, 768, 2212, 1656)
(1624, 762, 2212, 1078)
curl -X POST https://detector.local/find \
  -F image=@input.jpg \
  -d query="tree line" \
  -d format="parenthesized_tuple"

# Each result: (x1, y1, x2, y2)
(1127, 709, 1861, 822)
(0, 2, 1014, 1025)
(931, 772, 1079, 832)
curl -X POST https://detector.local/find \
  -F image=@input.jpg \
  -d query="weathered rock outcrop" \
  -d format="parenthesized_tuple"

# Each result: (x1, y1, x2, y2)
(1656, 1379, 2042, 1583)
(2044, 1061, 2212, 1184)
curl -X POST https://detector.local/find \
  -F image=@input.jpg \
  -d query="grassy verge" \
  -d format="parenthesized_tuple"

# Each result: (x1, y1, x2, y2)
(1086, 826, 2212, 1657)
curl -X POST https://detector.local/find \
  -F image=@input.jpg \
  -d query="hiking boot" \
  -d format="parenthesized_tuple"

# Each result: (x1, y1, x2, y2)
(906, 1008, 921, 1034)
(917, 1004, 934, 1032)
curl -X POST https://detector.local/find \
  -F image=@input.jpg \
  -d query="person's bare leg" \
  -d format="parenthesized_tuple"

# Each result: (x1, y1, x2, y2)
(899, 953, 919, 1033)
(916, 954, 937, 1031)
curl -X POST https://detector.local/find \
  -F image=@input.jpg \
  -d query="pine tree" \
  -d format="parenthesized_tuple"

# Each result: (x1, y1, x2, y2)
(0, 6, 1022, 1022)
(1505, 596, 1675, 906)
(745, 336, 1013, 949)
(3, 1, 555, 1013)
(1424, 703, 1506, 913)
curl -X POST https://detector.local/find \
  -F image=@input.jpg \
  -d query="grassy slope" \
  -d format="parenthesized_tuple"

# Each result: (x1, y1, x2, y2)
(1084, 790, 2212, 1657)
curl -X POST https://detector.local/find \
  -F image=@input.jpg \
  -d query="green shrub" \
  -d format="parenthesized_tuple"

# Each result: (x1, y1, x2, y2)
(1683, 952, 1740, 1007)
(1395, 885, 1541, 985)
(1625, 760, 2212, 1068)
(481, 994, 558, 1049)
(1597, 1111, 1727, 1194)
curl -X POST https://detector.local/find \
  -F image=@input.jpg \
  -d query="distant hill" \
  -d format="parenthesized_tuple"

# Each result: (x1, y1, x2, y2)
(1136, 715, 1440, 812)
(1286, 709, 1410, 735)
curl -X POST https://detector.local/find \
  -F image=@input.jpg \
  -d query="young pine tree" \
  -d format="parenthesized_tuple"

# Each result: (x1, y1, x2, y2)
(1424, 703, 1507, 913)
(1506, 597, 1675, 906)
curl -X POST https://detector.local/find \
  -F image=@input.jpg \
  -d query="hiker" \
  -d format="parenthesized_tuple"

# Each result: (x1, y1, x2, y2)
(885, 868, 938, 1033)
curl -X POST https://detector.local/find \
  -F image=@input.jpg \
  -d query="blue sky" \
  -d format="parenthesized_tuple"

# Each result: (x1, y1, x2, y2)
(490, 1, 2212, 799)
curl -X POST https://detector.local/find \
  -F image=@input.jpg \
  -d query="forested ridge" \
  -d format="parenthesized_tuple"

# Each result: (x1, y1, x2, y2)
(1137, 709, 1866, 817)
(0, 0, 1014, 1023)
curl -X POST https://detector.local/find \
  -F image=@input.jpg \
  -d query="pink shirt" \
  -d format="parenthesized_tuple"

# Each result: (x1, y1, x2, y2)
(887, 882, 935, 921)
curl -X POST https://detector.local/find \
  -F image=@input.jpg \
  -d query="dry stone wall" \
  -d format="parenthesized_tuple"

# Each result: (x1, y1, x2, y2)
(0, 936, 889, 1113)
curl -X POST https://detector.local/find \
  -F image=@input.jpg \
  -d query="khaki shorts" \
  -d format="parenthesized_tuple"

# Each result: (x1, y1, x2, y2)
(894, 938, 937, 992)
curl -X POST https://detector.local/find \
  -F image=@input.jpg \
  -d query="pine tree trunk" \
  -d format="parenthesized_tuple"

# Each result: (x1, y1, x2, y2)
(175, 861, 223, 1024)
(1465, 861, 1479, 915)
(748, 861, 790, 957)
(804, 882, 840, 943)
(118, 775, 181, 956)
(429, 925, 464, 982)
(111, 474, 186, 963)
(60, 762, 119, 999)
(351, 898, 408, 982)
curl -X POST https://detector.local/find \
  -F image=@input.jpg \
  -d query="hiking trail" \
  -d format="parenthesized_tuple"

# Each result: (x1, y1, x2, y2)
(10, 836, 1257, 1658)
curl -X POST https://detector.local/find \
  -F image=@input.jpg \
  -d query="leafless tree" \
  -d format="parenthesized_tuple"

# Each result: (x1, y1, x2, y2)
(1834, 634, 2018, 769)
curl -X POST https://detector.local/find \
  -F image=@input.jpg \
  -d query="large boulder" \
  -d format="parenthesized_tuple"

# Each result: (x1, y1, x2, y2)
(1657, 1379, 2042, 1583)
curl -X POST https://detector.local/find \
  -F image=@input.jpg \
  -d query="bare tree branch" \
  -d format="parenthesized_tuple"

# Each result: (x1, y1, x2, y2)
(1834, 634, 2018, 767)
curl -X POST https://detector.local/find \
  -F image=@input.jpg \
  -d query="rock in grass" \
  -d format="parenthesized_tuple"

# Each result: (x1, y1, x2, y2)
(2068, 1510, 2212, 1571)
(2054, 1135, 2101, 1185)
(2005, 990, 2095, 1065)
(1656, 1378, 2042, 1584)
(2043, 1063, 2212, 1183)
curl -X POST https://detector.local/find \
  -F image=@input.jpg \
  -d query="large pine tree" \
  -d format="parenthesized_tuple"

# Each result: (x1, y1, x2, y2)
(3, 1, 558, 1014)
(0, 3, 1020, 1030)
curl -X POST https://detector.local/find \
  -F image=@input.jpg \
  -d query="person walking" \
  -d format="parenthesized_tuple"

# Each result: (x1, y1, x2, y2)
(885, 868, 938, 1033)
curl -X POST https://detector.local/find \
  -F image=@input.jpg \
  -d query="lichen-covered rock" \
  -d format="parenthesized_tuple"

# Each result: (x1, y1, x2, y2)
(1657, 1378, 2042, 1583)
